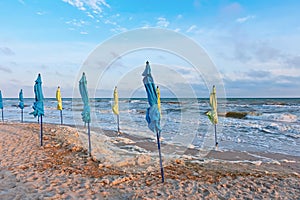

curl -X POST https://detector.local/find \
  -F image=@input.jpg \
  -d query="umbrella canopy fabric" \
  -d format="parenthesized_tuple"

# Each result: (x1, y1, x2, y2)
(142, 61, 161, 132)
(79, 72, 91, 123)
(156, 86, 162, 118)
(207, 85, 218, 124)
(18, 89, 24, 109)
(112, 86, 119, 115)
(56, 86, 63, 111)
(30, 74, 44, 117)
(0, 90, 3, 109)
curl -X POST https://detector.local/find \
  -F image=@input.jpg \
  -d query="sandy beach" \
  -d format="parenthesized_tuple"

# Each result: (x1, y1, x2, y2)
(0, 122, 299, 199)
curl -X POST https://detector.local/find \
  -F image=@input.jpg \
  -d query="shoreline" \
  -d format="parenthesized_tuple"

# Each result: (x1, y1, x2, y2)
(0, 122, 299, 199)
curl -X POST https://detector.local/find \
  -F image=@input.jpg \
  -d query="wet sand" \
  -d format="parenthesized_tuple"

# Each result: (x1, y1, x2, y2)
(0, 122, 299, 199)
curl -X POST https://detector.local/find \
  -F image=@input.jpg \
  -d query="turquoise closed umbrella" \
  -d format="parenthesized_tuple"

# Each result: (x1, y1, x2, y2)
(142, 61, 164, 183)
(19, 89, 24, 122)
(30, 74, 44, 146)
(0, 90, 3, 122)
(79, 72, 92, 156)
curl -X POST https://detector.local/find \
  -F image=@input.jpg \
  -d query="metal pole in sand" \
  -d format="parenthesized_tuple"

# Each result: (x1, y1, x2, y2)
(88, 122, 91, 156)
(40, 115, 43, 146)
(21, 109, 23, 123)
(156, 129, 164, 183)
(117, 114, 120, 133)
(214, 124, 218, 147)
(60, 110, 63, 125)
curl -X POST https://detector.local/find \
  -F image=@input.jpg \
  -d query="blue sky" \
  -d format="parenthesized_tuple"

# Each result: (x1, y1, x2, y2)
(0, 0, 300, 98)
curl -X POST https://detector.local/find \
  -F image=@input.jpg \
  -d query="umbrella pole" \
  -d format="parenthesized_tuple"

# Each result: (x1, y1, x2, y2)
(40, 115, 43, 146)
(214, 124, 218, 147)
(60, 110, 63, 125)
(156, 130, 164, 183)
(21, 109, 23, 123)
(117, 114, 120, 133)
(88, 122, 91, 156)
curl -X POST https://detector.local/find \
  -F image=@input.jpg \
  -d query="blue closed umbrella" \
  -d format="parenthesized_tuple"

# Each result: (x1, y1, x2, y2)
(19, 89, 24, 122)
(0, 90, 3, 122)
(142, 61, 164, 183)
(30, 74, 44, 146)
(79, 72, 92, 156)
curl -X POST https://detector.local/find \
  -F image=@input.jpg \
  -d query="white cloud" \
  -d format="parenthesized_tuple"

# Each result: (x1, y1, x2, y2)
(177, 14, 183, 19)
(0, 47, 15, 56)
(236, 15, 255, 23)
(63, 0, 85, 10)
(0, 66, 12, 73)
(86, 12, 94, 18)
(270, 68, 300, 78)
(104, 19, 117, 26)
(66, 19, 87, 27)
(156, 17, 170, 28)
(62, 0, 110, 13)
(18, 0, 25, 5)
(186, 25, 197, 33)
(80, 31, 88, 35)
(174, 28, 181, 32)
(36, 11, 46, 15)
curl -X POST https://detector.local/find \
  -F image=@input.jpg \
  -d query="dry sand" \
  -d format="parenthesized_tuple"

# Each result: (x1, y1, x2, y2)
(0, 122, 299, 199)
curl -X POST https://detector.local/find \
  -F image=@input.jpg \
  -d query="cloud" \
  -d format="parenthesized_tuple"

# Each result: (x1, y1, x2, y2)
(66, 19, 87, 27)
(62, 0, 110, 13)
(186, 25, 203, 34)
(18, 0, 25, 5)
(36, 11, 47, 16)
(223, 71, 300, 97)
(286, 55, 300, 68)
(104, 19, 117, 26)
(236, 15, 255, 23)
(245, 70, 270, 79)
(0, 66, 12, 73)
(156, 17, 170, 28)
(186, 25, 197, 33)
(86, 12, 94, 18)
(110, 26, 127, 33)
(177, 14, 183, 19)
(0, 47, 15, 56)
(223, 70, 270, 82)
(80, 31, 88, 35)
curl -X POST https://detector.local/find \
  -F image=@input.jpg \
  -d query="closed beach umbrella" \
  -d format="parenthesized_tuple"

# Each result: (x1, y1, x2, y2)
(30, 74, 44, 146)
(19, 89, 24, 122)
(79, 72, 92, 156)
(112, 86, 120, 133)
(207, 85, 218, 147)
(142, 61, 164, 183)
(56, 86, 63, 124)
(0, 90, 3, 122)
(156, 86, 162, 118)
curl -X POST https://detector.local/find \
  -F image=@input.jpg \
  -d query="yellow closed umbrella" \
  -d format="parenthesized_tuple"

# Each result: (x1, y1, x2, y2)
(207, 85, 218, 147)
(56, 86, 63, 124)
(156, 86, 162, 118)
(112, 86, 120, 133)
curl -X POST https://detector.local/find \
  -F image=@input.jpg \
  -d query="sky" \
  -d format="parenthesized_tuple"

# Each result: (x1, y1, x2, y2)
(0, 0, 300, 98)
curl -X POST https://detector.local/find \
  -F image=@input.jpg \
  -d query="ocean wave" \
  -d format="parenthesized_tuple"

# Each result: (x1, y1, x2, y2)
(129, 100, 142, 103)
(247, 113, 298, 123)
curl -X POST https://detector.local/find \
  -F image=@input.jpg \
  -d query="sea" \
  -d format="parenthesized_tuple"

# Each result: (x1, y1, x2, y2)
(1, 98, 300, 157)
